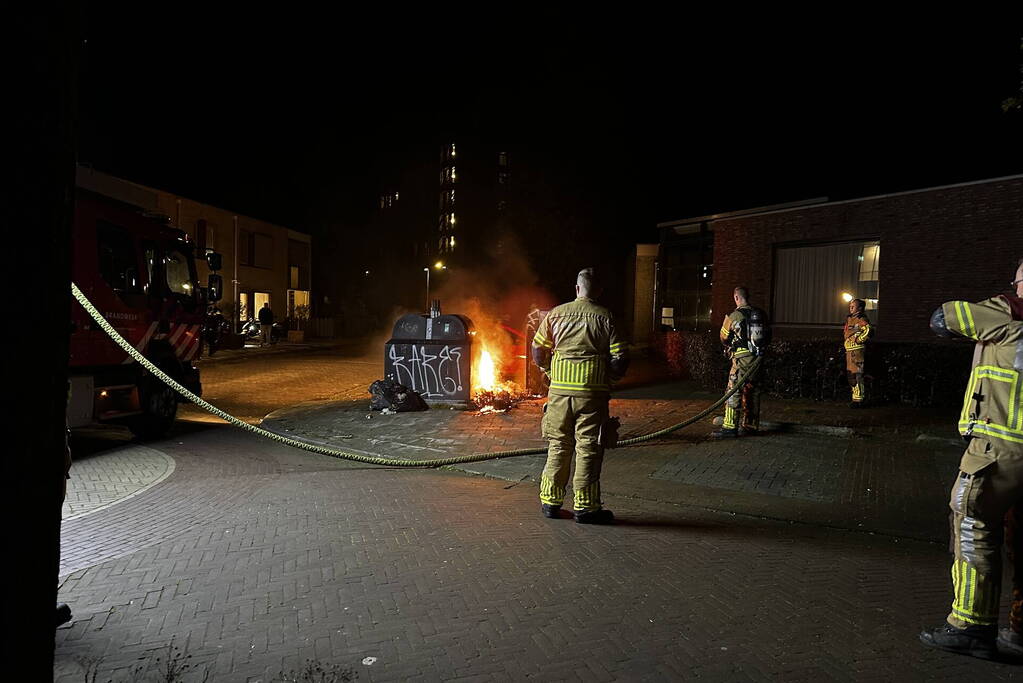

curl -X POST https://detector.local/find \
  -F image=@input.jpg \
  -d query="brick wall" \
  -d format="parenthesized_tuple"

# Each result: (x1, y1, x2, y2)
(711, 177, 1023, 342)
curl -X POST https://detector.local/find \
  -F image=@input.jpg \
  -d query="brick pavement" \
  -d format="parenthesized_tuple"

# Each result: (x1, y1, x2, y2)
(261, 381, 964, 543)
(54, 432, 1023, 680)
(63, 445, 175, 521)
(53, 345, 1005, 679)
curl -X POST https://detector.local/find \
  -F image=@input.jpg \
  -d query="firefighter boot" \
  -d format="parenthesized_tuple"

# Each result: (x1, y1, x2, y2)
(541, 504, 563, 519)
(999, 628, 1023, 658)
(575, 508, 614, 524)
(919, 623, 997, 660)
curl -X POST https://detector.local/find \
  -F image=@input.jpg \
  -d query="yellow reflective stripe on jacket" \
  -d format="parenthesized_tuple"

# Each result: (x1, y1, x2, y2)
(549, 353, 608, 393)
(954, 301, 977, 339)
(958, 365, 1023, 444)
(533, 329, 553, 349)
(609, 342, 626, 354)
(732, 348, 752, 357)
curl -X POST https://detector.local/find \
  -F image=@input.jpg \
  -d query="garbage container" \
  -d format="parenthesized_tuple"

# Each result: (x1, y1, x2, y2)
(384, 301, 474, 405)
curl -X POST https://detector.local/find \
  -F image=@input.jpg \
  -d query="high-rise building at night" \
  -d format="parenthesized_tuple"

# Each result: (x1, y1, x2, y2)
(433, 140, 510, 265)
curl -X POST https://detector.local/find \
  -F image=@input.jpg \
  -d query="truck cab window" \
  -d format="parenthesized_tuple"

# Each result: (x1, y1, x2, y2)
(164, 248, 197, 302)
(96, 220, 142, 295)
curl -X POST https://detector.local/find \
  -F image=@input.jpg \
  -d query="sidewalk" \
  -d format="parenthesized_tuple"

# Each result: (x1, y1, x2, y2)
(262, 378, 965, 543)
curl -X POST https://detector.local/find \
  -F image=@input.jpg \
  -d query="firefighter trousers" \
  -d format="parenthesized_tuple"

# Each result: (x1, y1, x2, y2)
(946, 437, 1023, 629)
(846, 348, 866, 403)
(539, 393, 607, 513)
(723, 354, 760, 431)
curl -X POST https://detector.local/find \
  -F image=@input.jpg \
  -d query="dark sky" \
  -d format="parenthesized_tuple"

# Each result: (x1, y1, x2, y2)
(79, 10, 1023, 240)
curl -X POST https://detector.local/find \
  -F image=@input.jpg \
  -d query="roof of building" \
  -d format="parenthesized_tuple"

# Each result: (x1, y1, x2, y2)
(656, 171, 1023, 229)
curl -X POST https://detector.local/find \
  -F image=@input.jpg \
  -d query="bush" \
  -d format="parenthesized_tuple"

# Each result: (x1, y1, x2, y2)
(664, 332, 972, 408)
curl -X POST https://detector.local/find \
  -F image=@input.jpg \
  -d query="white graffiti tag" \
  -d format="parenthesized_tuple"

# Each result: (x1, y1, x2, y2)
(387, 344, 465, 398)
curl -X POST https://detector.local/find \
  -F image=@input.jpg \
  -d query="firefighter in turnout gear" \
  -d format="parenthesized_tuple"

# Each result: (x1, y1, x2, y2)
(843, 298, 873, 407)
(919, 259, 1023, 660)
(714, 286, 769, 438)
(531, 268, 629, 524)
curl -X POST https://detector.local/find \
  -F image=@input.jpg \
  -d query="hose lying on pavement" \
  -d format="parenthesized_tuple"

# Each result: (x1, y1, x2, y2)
(73, 283, 761, 467)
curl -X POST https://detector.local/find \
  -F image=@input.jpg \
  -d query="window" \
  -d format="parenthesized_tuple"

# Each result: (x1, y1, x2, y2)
(290, 265, 300, 290)
(96, 220, 142, 295)
(773, 240, 880, 326)
(164, 247, 196, 297)
(657, 228, 714, 331)
(498, 152, 508, 167)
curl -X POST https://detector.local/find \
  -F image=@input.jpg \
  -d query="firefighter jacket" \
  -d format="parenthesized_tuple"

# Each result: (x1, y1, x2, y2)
(532, 296, 627, 397)
(843, 312, 873, 351)
(942, 295, 1023, 447)
(720, 306, 753, 358)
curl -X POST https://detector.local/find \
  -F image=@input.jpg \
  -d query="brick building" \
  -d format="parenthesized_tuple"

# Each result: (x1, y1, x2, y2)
(656, 174, 1023, 343)
(76, 166, 312, 331)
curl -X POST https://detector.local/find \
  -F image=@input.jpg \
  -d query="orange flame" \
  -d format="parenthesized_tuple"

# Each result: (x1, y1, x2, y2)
(476, 348, 498, 391)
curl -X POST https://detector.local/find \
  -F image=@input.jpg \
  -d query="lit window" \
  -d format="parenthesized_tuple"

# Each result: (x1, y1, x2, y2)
(450, 236, 455, 247)
(450, 166, 457, 181)
(774, 240, 880, 325)
(449, 213, 456, 225)
(394, 192, 399, 201)
(449, 190, 455, 203)
(498, 152, 507, 166)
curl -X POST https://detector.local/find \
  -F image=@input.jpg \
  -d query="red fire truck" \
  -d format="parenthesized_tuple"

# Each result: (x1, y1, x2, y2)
(67, 190, 223, 437)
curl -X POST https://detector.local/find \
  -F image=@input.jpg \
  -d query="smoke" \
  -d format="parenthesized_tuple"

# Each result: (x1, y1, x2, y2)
(430, 231, 559, 384)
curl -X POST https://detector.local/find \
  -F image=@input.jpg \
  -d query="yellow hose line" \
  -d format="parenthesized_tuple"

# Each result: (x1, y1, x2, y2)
(72, 283, 759, 467)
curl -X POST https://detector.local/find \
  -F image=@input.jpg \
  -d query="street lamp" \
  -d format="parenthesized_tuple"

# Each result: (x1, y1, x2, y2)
(424, 261, 446, 311)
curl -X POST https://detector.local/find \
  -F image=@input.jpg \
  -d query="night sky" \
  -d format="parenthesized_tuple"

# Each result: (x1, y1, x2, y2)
(79, 11, 1022, 261)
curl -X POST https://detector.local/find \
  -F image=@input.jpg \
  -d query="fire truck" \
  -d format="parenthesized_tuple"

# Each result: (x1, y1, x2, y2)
(67, 190, 223, 438)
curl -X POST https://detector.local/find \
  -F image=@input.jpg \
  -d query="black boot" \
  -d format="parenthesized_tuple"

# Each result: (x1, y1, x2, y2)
(999, 628, 1023, 658)
(711, 428, 738, 439)
(575, 508, 614, 525)
(919, 623, 997, 660)
(541, 504, 562, 519)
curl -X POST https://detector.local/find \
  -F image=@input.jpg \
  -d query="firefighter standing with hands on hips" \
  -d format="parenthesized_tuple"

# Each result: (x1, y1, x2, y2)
(843, 298, 873, 407)
(714, 286, 770, 438)
(920, 258, 1023, 660)
(531, 268, 629, 524)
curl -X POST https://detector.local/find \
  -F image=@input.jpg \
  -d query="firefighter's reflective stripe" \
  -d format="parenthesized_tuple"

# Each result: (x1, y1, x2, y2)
(732, 348, 752, 358)
(951, 559, 1000, 626)
(539, 475, 566, 506)
(609, 342, 625, 354)
(533, 329, 553, 349)
(574, 481, 601, 512)
(549, 353, 608, 394)
(958, 365, 1023, 444)
(723, 405, 738, 430)
(954, 301, 978, 339)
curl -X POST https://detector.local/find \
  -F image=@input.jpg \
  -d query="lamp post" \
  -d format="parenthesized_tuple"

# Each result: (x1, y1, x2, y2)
(424, 261, 446, 311)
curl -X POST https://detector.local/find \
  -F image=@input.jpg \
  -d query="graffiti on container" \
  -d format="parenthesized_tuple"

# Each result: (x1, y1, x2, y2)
(387, 344, 466, 398)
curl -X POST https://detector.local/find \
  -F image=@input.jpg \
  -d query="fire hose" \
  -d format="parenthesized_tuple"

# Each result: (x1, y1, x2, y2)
(72, 283, 761, 467)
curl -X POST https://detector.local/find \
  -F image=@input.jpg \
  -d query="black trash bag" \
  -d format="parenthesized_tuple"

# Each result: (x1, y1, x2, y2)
(369, 379, 428, 412)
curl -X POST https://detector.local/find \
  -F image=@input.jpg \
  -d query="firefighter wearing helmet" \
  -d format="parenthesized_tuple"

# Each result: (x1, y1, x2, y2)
(531, 267, 629, 524)
(919, 258, 1023, 659)
(843, 298, 873, 407)
(714, 286, 770, 438)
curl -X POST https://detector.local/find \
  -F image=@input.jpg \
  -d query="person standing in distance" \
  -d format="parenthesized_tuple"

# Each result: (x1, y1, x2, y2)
(258, 301, 274, 346)
(714, 286, 769, 438)
(531, 268, 629, 524)
(843, 298, 873, 407)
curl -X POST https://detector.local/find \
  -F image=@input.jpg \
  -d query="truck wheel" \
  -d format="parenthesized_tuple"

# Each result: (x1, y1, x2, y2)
(128, 376, 178, 439)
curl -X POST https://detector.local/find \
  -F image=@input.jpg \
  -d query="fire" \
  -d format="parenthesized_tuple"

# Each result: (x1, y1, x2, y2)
(476, 348, 498, 391)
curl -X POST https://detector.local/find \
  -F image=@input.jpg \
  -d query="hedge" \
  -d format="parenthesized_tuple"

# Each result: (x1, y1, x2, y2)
(658, 330, 974, 408)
